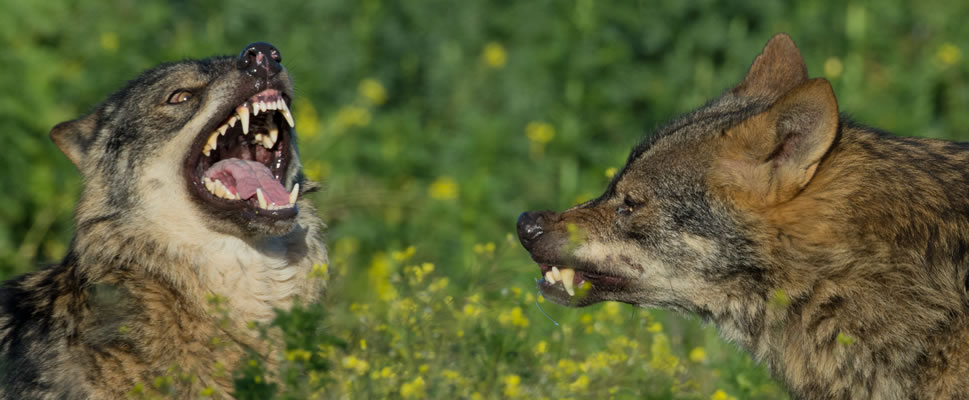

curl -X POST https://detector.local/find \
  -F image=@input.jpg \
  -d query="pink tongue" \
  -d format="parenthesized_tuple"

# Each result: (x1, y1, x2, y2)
(203, 159, 290, 205)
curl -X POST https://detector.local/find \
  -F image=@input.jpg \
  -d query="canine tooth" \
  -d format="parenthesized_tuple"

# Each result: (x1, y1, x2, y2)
(228, 115, 237, 127)
(269, 124, 278, 145)
(213, 179, 227, 197)
(544, 271, 556, 284)
(237, 106, 249, 134)
(256, 188, 268, 209)
(560, 268, 575, 296)
(289, 183, 299, 205)
(279, 101, 295, 127)
(207, 132, 219, 151)
(551, 267, 562, 282)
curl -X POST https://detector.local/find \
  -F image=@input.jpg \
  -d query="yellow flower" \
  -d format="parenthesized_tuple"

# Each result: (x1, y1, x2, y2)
(569, 374, 590, 392)
(429, 277, 449, 292)
(498, 306, 530, 328)
(429, 177, 459, 200)
(483, 42, 507, 68)
(100, 32, 119, 53)
(341, 355, 369, 375)
(462, 304, 482, 318)
(368, 254, 398, 301)
(647, 322, 663, 333)
(711, 389, 736, 400)
(689, 347, 707, 363)
(294, 97, 321, 140)
(335, 105, 371, 128)
(392, 246, 417, 262)
(649, 333, 679, 376)
(502, 374, 521, 397)
(285, 348, 312, 362)
(525, 121, 555, 144)
(359, 78, 388, 105)
(359, 339, 367, 350)
(823, 57, 843, 79)
(534, 340, 548, 355)
(400, 376, 426, 398)
(605, 167, 618, 178)
(937, 42, 961, 66)
(302, 160, 331, 182)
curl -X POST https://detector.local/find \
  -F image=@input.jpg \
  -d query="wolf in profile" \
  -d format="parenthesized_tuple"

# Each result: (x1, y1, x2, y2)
(518, 34, 969, 399)
(0, 42, 327, 398)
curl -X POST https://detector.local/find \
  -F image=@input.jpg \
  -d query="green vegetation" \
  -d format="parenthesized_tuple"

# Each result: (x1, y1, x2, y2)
(4, 1, 969, 398)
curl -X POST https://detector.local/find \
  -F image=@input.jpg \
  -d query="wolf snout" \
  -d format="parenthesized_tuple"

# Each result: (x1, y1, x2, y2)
(238, 42, 283, 80)
(517, 211, 548, 249)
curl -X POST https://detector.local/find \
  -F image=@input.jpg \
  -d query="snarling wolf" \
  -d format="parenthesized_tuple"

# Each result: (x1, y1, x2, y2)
(0, 42, 327, 398)
(518, 34, 969, 399)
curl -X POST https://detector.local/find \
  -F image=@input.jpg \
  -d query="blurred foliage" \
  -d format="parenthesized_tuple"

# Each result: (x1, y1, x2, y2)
(3, 0, 969, 398)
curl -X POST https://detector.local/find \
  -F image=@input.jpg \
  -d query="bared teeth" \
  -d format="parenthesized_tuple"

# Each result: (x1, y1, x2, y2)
(560, 268, 575, 296)
(542, 266, 577, 296)
(217, 124, 228, 136)
(237, 105, 249, 134)
(202, 177, 239, 200)
(268, 120, 278, 147)
(256, 188, 268, 209)
(289, 183, 299, 205)
(227, 115, 237, 128)
(279, 100, 295, 127)
(545, 270, 556, 284)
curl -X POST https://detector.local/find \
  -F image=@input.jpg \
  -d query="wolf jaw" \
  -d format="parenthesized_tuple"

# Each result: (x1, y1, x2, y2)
(185, 88, 299, 219)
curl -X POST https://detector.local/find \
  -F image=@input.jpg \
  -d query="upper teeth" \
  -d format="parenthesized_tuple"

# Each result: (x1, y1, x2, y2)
(203, 101, 293, 157)
(544, 267, 581, 297)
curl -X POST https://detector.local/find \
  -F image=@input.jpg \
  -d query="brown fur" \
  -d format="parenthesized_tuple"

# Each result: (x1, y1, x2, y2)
(518, 34, 969, 399)
(0, 45, 326, 399)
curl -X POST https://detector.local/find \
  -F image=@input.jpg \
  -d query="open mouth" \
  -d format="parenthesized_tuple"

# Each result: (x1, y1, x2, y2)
(536, 263, 627, 304)
(186, 89, 299, 218)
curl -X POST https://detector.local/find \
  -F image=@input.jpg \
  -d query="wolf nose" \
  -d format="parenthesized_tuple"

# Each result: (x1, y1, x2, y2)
(238, 42, 283, 80)
(517, 211, 545, 249)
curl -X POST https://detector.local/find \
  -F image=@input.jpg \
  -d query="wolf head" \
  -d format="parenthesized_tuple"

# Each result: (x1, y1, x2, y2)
(517, 34, 838, 313)
(52, 42, 308, 239)
(49, 44, 326, 315)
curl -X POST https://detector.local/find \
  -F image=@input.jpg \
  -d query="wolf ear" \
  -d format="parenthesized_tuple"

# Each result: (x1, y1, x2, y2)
(733, 33, 808, 102)
(721, 78, 838, 206)
(50, 113, 98, 168)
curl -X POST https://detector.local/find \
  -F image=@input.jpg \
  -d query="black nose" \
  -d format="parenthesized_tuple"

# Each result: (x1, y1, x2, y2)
(517, 211, 545, 249)
(238, 42, 283, 80)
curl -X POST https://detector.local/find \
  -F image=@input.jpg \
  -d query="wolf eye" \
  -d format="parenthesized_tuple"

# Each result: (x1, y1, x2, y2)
(617, 197, 637, 216)
(167, 90, 193, 104)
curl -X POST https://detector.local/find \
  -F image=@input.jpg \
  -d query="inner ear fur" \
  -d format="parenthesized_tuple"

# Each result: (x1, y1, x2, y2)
(718, 78, 839, 207)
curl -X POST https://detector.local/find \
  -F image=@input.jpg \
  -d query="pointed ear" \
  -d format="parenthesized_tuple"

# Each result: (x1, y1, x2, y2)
(719, 78, 839, 206)
(50, 112, 98, 168)
(733, 33, 808, 102)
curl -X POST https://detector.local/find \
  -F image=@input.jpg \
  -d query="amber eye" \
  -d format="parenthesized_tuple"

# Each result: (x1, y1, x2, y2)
(167, 90, 193, 104)
(616, 197, 636, 216)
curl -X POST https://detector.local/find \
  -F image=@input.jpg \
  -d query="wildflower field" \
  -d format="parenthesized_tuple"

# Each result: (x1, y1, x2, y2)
(4, 1, 969, 399)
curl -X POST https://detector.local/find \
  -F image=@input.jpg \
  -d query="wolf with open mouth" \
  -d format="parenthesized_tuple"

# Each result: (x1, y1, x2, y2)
(518, 34, 969, 398)
(0, 42, 327, 398)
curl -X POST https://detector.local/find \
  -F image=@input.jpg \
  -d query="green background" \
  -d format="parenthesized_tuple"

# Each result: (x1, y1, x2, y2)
(3, 1, 968, 398)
